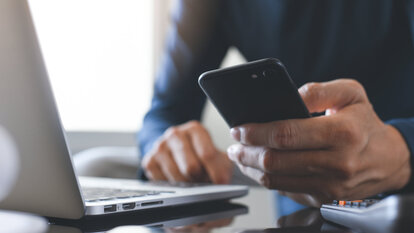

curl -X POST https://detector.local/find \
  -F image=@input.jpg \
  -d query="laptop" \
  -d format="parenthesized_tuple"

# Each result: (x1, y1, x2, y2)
(0, 0, 248, 219)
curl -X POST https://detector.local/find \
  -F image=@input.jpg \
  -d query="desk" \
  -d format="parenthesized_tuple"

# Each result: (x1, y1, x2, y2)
(47, 187, 411, 233)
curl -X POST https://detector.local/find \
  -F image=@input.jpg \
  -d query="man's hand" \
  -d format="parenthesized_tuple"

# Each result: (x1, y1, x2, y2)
(142, 121, 232, 184)
(227, 79, 411, 206)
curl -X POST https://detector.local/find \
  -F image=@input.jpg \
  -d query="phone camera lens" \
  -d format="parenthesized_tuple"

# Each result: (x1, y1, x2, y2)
(263, 69, 276, 77)
(251, 74, 258, 79)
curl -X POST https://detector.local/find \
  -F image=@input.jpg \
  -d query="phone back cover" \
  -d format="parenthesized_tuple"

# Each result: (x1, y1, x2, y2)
(199, 59, 309, 128)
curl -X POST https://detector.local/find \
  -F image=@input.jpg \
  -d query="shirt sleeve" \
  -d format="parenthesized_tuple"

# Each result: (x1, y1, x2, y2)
(138, 0, 229, 157)
(387, 118, 414, 193)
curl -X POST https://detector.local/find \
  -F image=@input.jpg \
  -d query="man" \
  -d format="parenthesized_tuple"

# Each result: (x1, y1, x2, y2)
(138, 0, 414, 213)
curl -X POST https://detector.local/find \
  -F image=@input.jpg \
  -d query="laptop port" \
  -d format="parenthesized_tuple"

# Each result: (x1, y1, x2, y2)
(122, 202, 136, 210)
(104, 204, 117, 213)
(142, 201, 163, 207)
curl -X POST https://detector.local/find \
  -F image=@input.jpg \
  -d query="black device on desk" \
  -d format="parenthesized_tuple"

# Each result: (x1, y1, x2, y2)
(198, 58, 310, 128)
(321, 195, 414, 233)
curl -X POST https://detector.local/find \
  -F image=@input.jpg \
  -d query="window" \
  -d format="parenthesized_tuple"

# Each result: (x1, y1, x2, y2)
(29, 0, 154, 132)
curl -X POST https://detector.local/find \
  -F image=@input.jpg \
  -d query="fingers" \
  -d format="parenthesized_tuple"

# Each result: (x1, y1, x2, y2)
(184, 122, 233, 184)
(142, 155, 167, 181)
(143, 121, 232, 184)
(155, 150, 188, 182)
(227, 80, 408, 205)
(227, 144, 336, 176)
(165, 127, 204, 180)
(231, 108, 365, 149)
(298, 79, 368, 113)
(230, 79, 369, 150)
(231, 115, 344, 149)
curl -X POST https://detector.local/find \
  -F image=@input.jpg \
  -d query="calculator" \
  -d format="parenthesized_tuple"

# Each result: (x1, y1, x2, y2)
(320, 195, 414, 233)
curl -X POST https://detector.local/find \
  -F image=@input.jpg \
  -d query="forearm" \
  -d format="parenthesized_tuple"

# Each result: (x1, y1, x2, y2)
(138, 0, 229, 157)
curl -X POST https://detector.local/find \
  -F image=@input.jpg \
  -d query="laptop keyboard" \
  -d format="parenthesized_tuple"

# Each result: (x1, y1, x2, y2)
(82, 187, 175, 202)
(146, 181, 211, 188)
(81, 181, 211, 202)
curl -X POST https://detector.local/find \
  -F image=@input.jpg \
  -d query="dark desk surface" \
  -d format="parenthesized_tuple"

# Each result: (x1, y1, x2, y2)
(46, 188, 411, 233)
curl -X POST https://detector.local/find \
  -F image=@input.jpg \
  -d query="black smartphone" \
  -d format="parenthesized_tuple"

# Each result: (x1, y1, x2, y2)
(198, 58, 310, 128)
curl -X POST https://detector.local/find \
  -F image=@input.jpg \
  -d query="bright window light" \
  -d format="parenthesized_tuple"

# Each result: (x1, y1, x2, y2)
(28, 0, 154, 132)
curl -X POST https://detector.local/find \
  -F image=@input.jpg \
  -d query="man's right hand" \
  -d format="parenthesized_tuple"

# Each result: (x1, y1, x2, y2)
(142, 121, 233, 184)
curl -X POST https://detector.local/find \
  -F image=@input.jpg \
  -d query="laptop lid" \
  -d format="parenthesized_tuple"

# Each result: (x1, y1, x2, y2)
(0, 0, 85, 219)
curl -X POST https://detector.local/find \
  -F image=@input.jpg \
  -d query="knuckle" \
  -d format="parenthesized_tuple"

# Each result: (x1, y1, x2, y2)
(334, 122, 361, 145)
(271, 122, 297, 149)
(165, 126, 181, 139)
(302, 82, 322, 101)
(343, 79, 367, 101)
(338, 124, 355, 143)
(336, 158, 357, 179)
(186, 120, 202, 130)
(344, 79, 363, 90)
(154, 140, 167, 152)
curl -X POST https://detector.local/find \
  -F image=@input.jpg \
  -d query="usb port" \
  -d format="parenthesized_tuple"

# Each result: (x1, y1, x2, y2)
(122, 202, 136, 210)
(142, 201, 163, 207)
(104, 204, 117, 213)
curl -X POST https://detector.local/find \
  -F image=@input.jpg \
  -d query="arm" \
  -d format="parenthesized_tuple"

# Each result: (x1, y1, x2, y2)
(138, 0, 231, 182)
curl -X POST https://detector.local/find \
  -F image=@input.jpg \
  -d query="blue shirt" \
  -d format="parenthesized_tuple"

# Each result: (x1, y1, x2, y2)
(139, 0, 414, 209)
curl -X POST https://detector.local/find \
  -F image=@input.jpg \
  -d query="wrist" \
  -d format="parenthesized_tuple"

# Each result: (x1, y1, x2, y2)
(386, 125, 411, 191)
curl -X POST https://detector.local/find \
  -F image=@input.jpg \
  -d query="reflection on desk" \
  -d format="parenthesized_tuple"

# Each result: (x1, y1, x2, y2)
(48, 201, 247, 233)
(47, 188, 414, 233)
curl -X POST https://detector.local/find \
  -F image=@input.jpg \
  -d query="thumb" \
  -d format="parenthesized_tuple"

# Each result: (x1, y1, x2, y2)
(298, 79, 368, 113)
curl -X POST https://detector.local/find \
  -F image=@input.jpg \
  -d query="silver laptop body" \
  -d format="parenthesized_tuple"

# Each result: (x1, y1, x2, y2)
(0, 0, 247, 219)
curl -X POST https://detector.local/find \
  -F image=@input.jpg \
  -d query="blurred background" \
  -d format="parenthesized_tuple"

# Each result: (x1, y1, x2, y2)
(28, 0, 246, 176)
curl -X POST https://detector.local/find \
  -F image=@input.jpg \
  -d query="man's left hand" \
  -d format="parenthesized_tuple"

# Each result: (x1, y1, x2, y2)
(227, 79, 411, 207)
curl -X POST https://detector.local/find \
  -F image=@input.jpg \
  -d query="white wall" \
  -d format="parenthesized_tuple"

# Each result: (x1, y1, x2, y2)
(29, 0, 154, 132)
(66, 47, 246, 155)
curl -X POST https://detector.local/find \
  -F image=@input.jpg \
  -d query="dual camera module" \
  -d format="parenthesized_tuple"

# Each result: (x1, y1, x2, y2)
(251, 69, 276, 79)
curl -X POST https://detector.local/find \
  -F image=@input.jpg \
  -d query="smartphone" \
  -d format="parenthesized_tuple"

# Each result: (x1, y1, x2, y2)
(198, 58, 310, 128)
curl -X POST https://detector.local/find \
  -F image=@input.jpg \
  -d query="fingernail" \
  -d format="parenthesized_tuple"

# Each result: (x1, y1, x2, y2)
(227, 145, 239, 161)
(230, 128, 241, 141)
(227, 144, 240, 161)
